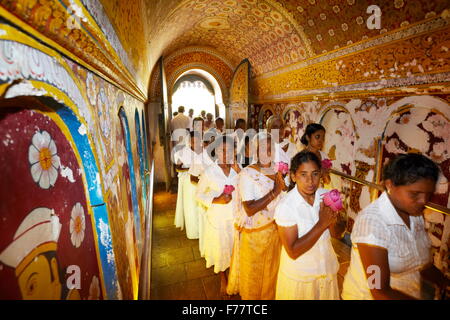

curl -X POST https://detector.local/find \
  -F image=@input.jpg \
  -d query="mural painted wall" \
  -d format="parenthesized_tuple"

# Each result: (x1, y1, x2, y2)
(0, 15, 149, 299)
(0, 108, 102, 300)
(0, 0, 146, 100)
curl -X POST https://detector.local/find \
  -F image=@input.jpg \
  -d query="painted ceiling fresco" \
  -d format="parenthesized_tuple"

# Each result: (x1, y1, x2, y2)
(278, 0, 449, 53)
(3, 0, 447, 99)
(164, 48, 234, 94)
(152, 0, 312, 77)
(0, 0, 145, 100)
(142, 0, 449, 78)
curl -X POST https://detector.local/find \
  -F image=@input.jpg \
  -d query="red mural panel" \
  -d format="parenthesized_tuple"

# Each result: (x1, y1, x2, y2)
(0, 108, 102, 300)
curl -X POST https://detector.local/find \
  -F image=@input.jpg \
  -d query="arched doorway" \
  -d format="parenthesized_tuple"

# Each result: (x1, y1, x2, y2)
(171, 69, 226, 121)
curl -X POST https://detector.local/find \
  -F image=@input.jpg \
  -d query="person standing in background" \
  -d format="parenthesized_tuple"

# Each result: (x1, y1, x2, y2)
(300, 123, 332, 188)
(188, 108, 194, 130)
(215, 117, 225, 134)
(196, 136, 241, 297)
(204, 113, 215, 132)
(173, 130, 195, 232)
(266, 116, 295, 167)
(186, 127, 214, 241)
(232, 118, 248, 167)
(171, 106, 191, 146)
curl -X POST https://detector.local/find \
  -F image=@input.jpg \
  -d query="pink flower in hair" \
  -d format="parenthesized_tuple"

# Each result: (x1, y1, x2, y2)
(275, 161, 289, 175)
(322, 158, 332, 169)
(223, 185, 235, 195)
(322, 189, 343, 212)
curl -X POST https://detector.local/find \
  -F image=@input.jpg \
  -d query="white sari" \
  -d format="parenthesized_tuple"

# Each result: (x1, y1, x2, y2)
(196, 162, 239, 273)
(174, 145, 193, 230)
(184, 149, 213, 240)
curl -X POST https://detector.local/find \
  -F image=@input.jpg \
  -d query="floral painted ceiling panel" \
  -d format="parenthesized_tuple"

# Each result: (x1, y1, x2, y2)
(147, 0, 448, 78)
(279, 0, 448, 54)
(159, 0, 313, 77)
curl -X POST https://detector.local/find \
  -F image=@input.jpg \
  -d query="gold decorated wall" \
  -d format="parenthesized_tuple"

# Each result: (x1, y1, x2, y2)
(251, 21, 450, 101)
(229, 59, 250, 123)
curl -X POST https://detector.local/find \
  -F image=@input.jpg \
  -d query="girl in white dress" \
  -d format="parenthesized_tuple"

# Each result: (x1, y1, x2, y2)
(274, 150, 345, 300)
(300, 123, 332, 189)
(227, 133, 286, 299)
(196, 135, 241, 295)
(173, 130, 193, 231)
(174, 120, 213, 240)
(342, 153, 449, 299)
(190, 142, 214, 251)
(266, 116, 297, 189)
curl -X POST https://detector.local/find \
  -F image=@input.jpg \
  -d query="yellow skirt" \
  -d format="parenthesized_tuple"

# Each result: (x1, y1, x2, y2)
(228, 222, 281, 300)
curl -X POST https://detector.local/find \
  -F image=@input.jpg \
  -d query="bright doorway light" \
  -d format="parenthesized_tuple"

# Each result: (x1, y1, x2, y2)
(172, 80, 215, 118)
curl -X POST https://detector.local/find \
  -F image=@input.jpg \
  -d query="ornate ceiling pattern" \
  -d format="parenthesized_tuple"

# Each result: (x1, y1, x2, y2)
(251, 24, 450, 101)
(157, 0, 312, 77)
(149, 61, 162, 103)
(2, 0, 448, 101)
(278, 0, 448, 54)
(146, 0, 448, 80)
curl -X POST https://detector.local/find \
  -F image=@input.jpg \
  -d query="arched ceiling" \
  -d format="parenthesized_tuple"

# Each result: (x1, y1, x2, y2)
(2, 0, 448, 102)
(142, 0, 448, 79)
(64, 0, 449, 97)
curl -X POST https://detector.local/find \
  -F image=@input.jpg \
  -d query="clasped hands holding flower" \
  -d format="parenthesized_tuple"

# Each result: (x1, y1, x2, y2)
(319, 189, 346, 234)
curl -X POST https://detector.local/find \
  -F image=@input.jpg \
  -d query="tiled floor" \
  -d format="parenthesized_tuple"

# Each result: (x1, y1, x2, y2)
(150, 188, 232, 300)
(150, 187, 351, 300)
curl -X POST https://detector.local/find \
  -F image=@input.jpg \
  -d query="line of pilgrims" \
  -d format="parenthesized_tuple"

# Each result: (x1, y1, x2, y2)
(172, 115, 448, 300)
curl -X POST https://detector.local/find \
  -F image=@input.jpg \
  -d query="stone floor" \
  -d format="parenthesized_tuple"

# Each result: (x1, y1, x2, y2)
(150, 187, 351, 300)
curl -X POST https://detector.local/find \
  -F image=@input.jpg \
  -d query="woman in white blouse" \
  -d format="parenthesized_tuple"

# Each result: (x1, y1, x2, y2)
(300, 123, 332, 188)
(274, 150, 345, 300)
(174, 126, 213, 240)
(196, 135, 241, 296)
(342, 153, 449, 299)
(227, 133, 287, 300)
(266, 115, 297, 167)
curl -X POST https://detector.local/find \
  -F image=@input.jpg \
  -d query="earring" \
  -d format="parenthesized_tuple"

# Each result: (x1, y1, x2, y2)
(387, 189, 391, 195)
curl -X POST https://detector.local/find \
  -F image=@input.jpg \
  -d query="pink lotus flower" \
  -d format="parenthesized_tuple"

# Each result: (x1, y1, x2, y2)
(223, 185, 235, 195)
(322, 158, 332, 169)
(322, 189, 343, 212)
(275, 161, 289, 175)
